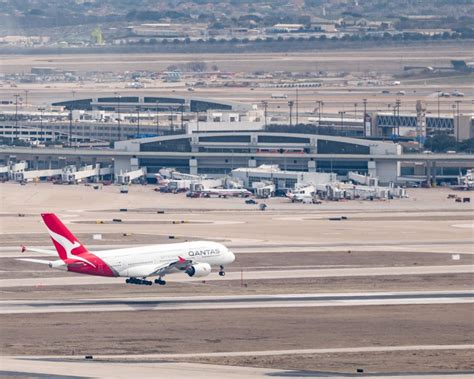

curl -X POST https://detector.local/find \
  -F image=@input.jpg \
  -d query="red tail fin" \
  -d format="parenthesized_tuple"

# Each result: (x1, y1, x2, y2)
(41, 213, 88, 260)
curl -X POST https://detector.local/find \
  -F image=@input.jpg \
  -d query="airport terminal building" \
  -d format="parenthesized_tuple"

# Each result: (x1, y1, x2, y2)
(114, 131, 403, 183)
(53, 95, 251, 113)
(1, 131, 472, 185)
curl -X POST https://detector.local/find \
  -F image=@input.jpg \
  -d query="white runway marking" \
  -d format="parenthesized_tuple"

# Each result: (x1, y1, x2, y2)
(452, 223, 474, 229)
(1, 291, 472, 314)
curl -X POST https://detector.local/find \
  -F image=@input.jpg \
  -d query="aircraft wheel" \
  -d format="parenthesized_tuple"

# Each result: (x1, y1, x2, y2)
(219, 271, 225, 277)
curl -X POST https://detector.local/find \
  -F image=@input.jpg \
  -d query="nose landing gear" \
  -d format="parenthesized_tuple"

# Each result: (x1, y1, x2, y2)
(219, 265, 226, 277)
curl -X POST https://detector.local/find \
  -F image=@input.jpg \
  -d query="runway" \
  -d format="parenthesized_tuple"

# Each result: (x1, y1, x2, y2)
(0, 358, 285, 379)
(1, 291, 472, 314)
(0, 264, 472, 288)
(2, 356, 473, 379)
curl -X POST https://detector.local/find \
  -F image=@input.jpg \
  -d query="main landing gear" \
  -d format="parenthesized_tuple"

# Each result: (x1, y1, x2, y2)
(219, 265, 226, 277)
(154, 278, 167, 286)
(125, 277, 152, 286)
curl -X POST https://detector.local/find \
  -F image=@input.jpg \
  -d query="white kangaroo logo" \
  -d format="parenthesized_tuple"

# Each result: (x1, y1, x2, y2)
(47, 228, 96, 268)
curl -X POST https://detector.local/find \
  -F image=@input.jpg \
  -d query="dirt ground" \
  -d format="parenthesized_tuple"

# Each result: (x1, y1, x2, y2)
(177, 349, 474, 374)
(1, 305, 472, 356)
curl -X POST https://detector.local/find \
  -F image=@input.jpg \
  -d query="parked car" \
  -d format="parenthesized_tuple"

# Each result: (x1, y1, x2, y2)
(245, 199, 257, 204)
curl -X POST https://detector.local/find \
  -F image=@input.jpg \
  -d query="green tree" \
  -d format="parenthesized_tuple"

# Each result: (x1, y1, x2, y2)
(426, 133, 457, 152)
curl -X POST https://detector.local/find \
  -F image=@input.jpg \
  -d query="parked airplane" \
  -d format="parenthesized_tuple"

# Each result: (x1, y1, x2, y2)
(199, 188, 252, 198)
(455, 169, 474, 190)
(286, 185, 315, 203)
(19, 213, 235, 286)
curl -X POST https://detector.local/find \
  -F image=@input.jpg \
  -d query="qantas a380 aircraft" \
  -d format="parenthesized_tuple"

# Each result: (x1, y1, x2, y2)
(19, 213, 235, 286)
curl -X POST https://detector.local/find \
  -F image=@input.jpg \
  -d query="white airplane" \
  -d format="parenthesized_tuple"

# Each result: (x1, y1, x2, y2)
(154, 173, 171, 186)
(286, 185, 315, 203)
(456, 169, 474, 190)
(199, 188, 252, 198)
(19, 213, 235, 286)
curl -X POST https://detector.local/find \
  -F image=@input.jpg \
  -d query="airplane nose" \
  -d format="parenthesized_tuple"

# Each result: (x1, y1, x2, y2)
(228, 250, 235, 263)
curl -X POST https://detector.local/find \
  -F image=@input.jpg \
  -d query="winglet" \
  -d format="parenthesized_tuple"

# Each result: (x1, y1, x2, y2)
(178, 256, 186, 263)
(21, 245, 26, 253)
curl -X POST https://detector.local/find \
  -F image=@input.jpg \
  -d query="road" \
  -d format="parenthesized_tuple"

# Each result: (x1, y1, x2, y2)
(1, 291, 472, 314)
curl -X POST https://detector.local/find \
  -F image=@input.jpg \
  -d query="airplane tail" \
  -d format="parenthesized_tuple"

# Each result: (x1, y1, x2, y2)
(41, 213, 89, 260)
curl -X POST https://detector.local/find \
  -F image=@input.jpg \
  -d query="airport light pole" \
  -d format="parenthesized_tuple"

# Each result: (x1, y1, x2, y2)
(261, 100, 268, 128)
(14, 94, 19, 141)
(24, 90, 29, 108)
(362, 98, 367, 137)
(114, 93, 121, 140)
(288, 101, 294, 127)
(295, 88, 299, 126)
(68, 107, 73, 147)
(395, 99, 401, 137)
(437, 91, 440, 118)
(451, 104, 456, 135)
(155, 101, 160, 135)
(195, 111, 199, 133)
(170, 106, 174, 132)
(455, 100, 461, 142)
(39, 107, 45, 142)
(316, 100, 322, 125)
(339, 111, 345, 131)
(136, 106, 140, 137)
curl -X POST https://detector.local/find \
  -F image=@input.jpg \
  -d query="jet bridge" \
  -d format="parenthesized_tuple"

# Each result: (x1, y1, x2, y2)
(116, 168, 147, 185)
(348, 172, 379, 186)
(14, 168, 63, 182)
(62, 164, 105, 184)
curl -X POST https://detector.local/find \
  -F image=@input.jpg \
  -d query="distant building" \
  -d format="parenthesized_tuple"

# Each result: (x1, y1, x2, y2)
(53, 95, 251, 113)
(371, 112, 474, 141)
(267, 24, 305, 33)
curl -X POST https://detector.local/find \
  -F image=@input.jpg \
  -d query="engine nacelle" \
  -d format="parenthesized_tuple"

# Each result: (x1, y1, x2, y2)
(48, 260, 68, 271)
(185, 263, 211, 278)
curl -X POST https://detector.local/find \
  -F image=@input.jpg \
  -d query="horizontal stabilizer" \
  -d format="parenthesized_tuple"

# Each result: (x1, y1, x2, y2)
(21, 247, 57, 256)
(17, 258, 54, 265)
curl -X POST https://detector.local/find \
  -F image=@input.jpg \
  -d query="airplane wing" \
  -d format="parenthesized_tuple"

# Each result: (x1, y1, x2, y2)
(21, 246, 57, 256)
(17, 258, 53, 265)
(150, 256, 192, 277)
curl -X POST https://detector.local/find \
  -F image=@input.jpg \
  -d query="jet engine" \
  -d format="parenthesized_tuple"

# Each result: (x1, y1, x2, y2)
(185, 263, 211, 278)
(48, 260, 68, 271)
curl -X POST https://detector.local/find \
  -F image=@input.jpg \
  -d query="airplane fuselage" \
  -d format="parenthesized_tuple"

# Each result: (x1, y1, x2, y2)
(61, 241, 234, 278)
